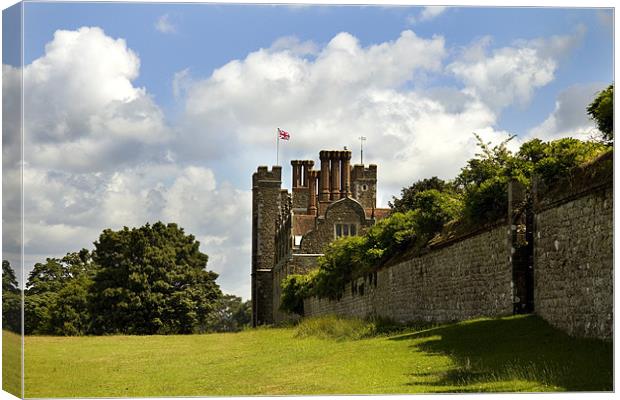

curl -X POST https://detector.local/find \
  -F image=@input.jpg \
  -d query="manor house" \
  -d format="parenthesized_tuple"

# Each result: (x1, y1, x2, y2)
(251, 149, 390, 325)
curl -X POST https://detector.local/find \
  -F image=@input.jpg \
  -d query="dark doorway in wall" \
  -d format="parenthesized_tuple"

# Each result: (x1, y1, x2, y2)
(511, 194, 534, 314)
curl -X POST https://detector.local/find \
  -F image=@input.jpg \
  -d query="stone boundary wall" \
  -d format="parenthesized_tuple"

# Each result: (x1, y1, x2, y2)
(304, 224, 514, 323)
(294, 151, 612, 340)
(533, 151, 613, 339)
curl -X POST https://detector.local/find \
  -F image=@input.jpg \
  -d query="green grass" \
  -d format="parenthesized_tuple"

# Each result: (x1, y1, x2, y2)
(19, 314, 612, 397)
(2, 330, 22, 398)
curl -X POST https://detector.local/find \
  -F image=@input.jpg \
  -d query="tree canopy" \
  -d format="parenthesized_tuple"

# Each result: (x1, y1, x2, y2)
(587, 84, 613, 142)
(209, 294, 252, 332)
(25, 250, 95, 335)
(17, 222, 249, 336)
(2, 261, 21, 333)
(89, 222, 222, 334)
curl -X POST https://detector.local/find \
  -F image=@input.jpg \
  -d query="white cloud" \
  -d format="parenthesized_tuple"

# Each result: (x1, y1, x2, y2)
(448, 28, 585, 111)
(176, 29, 510, 198)
(407, 6, 447, 25)
(449, 41, 554, 110)
(270, 36, 318, 56)
(155, 14, 176, 34)
(20, 27, 169, 172)
(176, 30, 448, 166)
(526, 83, 606, 142)
(172, 68, 192, 99)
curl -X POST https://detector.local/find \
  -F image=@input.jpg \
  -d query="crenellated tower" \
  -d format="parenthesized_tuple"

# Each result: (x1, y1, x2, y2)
(251, 165, 282, 326)
(351, 164, 377, 210)
(252, 148, 386, 326)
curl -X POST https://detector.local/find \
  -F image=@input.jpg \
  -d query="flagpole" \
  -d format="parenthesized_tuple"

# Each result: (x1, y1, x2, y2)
(276, 129, 280, 166)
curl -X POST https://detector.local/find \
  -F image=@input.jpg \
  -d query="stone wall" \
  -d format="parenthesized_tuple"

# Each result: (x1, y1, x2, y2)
(533, 151, 613, 339)
(304, 224, 514, 323)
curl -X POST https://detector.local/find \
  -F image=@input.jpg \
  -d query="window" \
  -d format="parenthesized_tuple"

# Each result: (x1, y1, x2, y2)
(294, 235, 303, 247)
(335, 223, 358, 238)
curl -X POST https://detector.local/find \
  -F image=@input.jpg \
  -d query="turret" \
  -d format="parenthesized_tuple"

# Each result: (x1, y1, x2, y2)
(251, 165, 282, 326)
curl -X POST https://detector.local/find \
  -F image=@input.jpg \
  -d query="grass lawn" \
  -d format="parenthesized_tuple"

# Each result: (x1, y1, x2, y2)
(2, 328, 21, 398)
(17, 314, 612, 397)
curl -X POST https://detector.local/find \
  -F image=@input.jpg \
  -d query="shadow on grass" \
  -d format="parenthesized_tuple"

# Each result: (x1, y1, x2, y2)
(390, 315, 612, 392)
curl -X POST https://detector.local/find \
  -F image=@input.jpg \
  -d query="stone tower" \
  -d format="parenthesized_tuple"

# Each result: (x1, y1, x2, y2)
(251, 165, 282, 326)
(350, 164, 377, 210)
(252, 149, 386, 326)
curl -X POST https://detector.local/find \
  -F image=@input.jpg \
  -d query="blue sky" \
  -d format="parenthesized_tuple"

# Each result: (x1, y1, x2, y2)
(2, 2, 614, 298)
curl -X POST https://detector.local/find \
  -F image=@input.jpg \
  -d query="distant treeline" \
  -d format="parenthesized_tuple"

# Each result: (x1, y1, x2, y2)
(2, 222, 250, 335)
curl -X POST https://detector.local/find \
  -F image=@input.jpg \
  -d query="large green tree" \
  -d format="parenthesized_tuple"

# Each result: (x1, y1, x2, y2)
(89, 222, 222, 334)
(587, 84, 613, 142)
(2, 261, 21, 333)
(24, 250, 94, 335)
(209, 294, 252, 332)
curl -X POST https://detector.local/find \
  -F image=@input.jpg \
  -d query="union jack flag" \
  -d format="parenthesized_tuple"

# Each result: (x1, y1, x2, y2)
(278, 128, 290, 140)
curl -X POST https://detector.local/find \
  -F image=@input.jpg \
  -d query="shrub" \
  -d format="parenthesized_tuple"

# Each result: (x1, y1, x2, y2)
(313, 236, 369, 300)
(524, 138, 608, 184)
(462, 175, 509, 223)
(389, 177, 452, 213)
(411, 189, 463, 239)
(280, 272, 315, 315)
(365, 211, 417, 260)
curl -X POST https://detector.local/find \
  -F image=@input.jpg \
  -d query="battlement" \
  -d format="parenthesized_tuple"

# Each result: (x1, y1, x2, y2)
(351, 164, 377, 180)
(253, 166, 282, 186)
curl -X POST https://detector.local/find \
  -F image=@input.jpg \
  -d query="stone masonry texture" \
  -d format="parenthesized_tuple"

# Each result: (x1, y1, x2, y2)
(304, 225, 514, 323)
(533, 152, 613, 339)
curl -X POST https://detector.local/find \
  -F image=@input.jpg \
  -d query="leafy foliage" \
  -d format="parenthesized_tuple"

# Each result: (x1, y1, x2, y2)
(389, 177, 452, 213)
(409, 189, 463, 239)
(586, 84, 613, 142)
(24, 250, 95, 335)
(455, 133, 516, 223)
(209, 294, 252, 332)
(20, 222, 234, 336)
(89, 222, 222, 334)
(2, 261, 21, 333)
(280, 272, 316, 315)
(516, 138, 609, 184)
(457, 134, 608, 224)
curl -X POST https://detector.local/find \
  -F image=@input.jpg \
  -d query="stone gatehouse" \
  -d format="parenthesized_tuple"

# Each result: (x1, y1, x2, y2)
(251, 149, 390, 326)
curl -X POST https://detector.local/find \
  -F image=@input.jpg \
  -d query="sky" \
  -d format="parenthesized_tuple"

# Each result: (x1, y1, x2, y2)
(1, 2, 615, 299)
